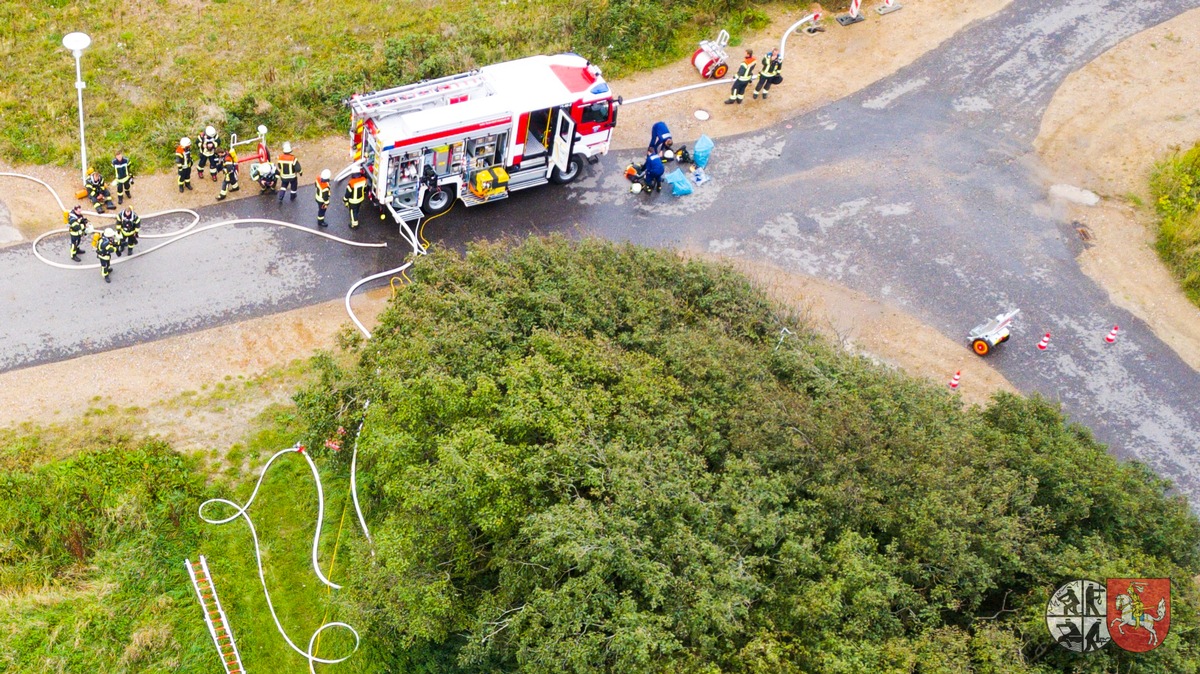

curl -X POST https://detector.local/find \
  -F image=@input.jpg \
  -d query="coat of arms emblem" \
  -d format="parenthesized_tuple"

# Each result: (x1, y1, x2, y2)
(1106, 578, 1170, 652)
(1046, 579, 1109, 653)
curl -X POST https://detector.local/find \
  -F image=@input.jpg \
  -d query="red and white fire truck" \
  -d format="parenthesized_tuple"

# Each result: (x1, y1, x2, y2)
(345, 53, 619, 231)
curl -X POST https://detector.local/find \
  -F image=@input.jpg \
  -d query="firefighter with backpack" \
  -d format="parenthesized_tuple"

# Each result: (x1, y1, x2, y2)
(753, 48, 782, 99)
(315, 169, 331, 227)
(96, 227, 118, 283)
(116, 207, 141, 257)
(345, 165, 368, 229)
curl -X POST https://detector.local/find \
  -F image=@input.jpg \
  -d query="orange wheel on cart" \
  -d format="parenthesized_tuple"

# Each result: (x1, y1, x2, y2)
(713, 63, 729, 79)
(972, 339, 990, 356)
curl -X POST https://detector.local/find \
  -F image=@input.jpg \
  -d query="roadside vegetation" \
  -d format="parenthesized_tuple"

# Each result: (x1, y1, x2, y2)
(295, 236, 1200, 673)
(1150, 142, 1200, 306)
(1, 0, 773, 173)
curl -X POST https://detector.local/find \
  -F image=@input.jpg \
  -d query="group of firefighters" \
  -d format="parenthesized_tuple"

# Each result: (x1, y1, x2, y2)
(71, 125, 376, 282)
(726, 47, 783, 104)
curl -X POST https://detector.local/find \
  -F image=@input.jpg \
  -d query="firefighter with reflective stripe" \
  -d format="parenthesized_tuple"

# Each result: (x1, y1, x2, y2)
(97, 228, 117, 283)
(251, 162, 278, 194)
(197, 125, 221, 181)
(85, 170, 115, 214)
(111, 151, 133, 203)
(649, 121, 673, 154)
(753, 48, 782, 100)
(175, 137, 194, 192)
(276, 141, 302, 202)
(315, 169, 331, 227)
(344, 166, 367, 229)
(218, 151, 240, 200)
(725, 49, 756, 104)
(67, 205, 88, 262)
(116, 207, 141, 257)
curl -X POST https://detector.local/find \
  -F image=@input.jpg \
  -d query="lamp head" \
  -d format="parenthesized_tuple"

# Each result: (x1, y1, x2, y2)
(62, 32, 91, 55)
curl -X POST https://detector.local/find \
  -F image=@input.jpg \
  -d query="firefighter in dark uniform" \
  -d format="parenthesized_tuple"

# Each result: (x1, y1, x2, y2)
(85, 170, 116, 213)
(111, 151, 133, 203)
(97, 227, 117, 283)
(116, 207, 141, 257)
(753, 48, 782, 100)
(67, 205, 88, 262)
(725, 49, 756, 104)
(315, 168, 331, 227)
(176, 137, 194, 192)
(197, 125, 221, 181)
(276, 142, 302, 202)
(344, 166, 367, 229)
(218, 151, 240, 200)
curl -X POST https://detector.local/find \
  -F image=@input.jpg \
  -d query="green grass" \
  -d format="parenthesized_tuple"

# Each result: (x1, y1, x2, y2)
(1, 0, 770, 174)
(1150, 142, 1200, 306)
(0, 370, 381, 672)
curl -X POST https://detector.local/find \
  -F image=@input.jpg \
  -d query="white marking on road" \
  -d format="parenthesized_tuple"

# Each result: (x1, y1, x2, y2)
(952, 96, 993, 112)
(808, 198, 871, 231)
(862, 78, 928, 109)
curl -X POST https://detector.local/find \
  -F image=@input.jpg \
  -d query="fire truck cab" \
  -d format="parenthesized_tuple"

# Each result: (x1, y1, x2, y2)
(346, 53, 619, 236)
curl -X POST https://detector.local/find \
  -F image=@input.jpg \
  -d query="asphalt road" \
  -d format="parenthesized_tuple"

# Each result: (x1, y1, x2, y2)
(3, 0, 1199, 499)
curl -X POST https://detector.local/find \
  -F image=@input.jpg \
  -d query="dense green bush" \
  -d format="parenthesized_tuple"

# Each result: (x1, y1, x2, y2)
(299, 236, 1200, 673)
(1151, 142, 1200, 306)
(0, 440, 217, 671)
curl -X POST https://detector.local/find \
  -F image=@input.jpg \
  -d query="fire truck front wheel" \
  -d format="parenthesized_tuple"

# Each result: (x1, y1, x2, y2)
(423, 185, 456, 215)
(549, 154, 584, 185)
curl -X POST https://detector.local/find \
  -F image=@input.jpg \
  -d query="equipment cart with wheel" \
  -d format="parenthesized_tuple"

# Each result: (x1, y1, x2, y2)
(692, 30, 731, 80)
(968, 309, 1020, 356)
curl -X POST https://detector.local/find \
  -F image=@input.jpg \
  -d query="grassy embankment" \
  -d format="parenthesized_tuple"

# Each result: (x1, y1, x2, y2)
(0, 371, 376, 673)
(1151, 142, 1200, 306)
(0, 0, 773, 174)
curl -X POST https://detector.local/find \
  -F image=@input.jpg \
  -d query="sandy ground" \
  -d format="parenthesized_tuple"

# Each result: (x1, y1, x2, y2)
(0, 0, 1021, 442)
(1034, 7, 1200, 372)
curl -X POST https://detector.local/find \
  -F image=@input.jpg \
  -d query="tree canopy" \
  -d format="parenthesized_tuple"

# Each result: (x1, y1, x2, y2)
(299, 236, 1200, 673)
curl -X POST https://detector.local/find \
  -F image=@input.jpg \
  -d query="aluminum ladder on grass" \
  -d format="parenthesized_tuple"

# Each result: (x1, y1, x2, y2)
(185, 556, 245, 674)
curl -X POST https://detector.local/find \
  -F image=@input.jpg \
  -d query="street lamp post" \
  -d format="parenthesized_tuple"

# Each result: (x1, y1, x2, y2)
(62, 32, 92, 182)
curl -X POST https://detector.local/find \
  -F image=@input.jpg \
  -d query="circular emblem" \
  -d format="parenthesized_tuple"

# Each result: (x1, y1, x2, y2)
(1046, 579, 1110, 652)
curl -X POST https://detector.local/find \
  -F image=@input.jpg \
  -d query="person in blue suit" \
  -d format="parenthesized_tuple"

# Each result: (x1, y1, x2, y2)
(649, 121, 674, 154)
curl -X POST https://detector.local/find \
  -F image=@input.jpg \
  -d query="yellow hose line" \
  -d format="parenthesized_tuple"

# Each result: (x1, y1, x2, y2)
(313, 493, 351, 660)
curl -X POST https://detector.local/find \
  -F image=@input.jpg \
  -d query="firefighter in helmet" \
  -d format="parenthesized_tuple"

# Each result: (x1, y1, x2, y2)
(252, 162, 279, 194)
(344, 165, 368, 229)
(85, 169, 115, 214)
(725, 49, 756, 104)
(197, 125, 221, 182)
(175, 137, 194, 192)
(276, 141, 302, 202)
(67, 205, 88, 262)
(218, 150, 240, 201)
(315, 168, 332, 227)
(97, 227, 118, 283)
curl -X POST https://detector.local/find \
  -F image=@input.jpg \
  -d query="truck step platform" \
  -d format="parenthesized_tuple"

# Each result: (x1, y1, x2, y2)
(508, 173, 550, 192)
(387, 203, 425, 224)
(461, 190, 510, 208)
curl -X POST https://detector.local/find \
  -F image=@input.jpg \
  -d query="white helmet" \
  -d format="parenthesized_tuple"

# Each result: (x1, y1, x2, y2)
(282, 141, 292, 153)
(180, 136, 191, 148)
(320, 169, 331, 181)
(630, 182, 643, 194)
(259, 162, 274, 175)
(663, 150, 675, 161)
(103, 227, 116, 238)
(205, 125, 216, 137)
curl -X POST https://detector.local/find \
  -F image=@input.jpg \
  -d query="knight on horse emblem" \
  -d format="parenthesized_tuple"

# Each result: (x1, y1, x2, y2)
(1106, 578, 1171, 652)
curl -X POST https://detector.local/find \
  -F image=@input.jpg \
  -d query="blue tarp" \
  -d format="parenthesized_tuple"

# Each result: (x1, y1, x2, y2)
(693, 134, 714, 168)
(664, 168, 693, 196)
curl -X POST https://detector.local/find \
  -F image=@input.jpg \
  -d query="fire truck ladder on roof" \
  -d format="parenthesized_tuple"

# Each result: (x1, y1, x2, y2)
(186, 556, 245, 674)
(348, 72, 490, 119)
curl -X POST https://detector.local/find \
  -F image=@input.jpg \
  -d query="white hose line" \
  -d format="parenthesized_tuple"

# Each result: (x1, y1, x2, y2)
(349, 400, 375, 556)
(344, 262, 412, 338)
(199, 445, 360, 671)
(0, 171, 69, 212)
(31, 217, 385, 271)
(622, 77, 733, 105)
(779, 12, 821, 60)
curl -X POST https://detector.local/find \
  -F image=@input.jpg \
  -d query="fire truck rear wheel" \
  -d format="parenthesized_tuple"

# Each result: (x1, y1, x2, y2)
(550, 154, 584, 184)
(423, 186, 456, 215)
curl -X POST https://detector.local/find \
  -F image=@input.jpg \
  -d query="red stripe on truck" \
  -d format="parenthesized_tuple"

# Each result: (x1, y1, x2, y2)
(390, 117, 513, 150)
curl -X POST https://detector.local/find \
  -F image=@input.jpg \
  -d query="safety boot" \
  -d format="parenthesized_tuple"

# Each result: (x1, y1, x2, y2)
(71, 254, 81, 262)
(186, 182, 193, 191)
(179, 184, 184, 193)
(753, 93, 758, 99)
(724, 99, 736, 105)
(118, 195, 123, 204)
(762, 93, 768, 99)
